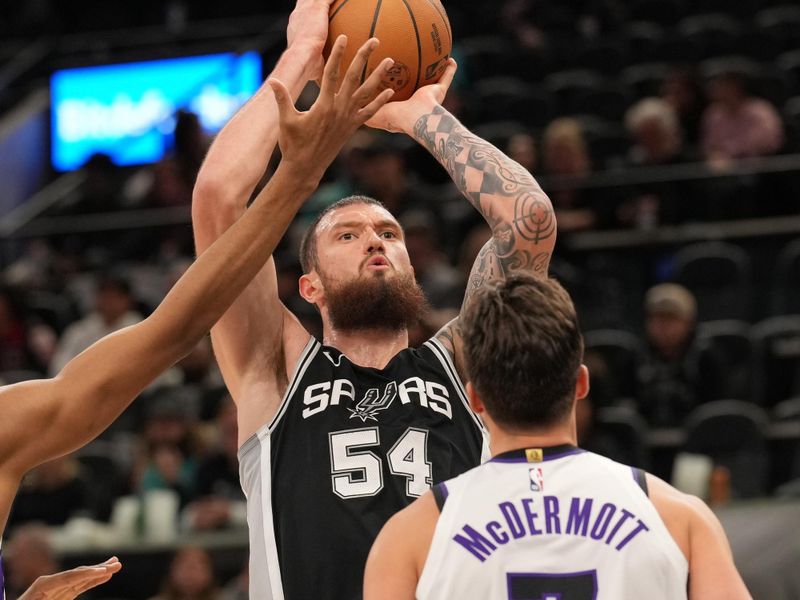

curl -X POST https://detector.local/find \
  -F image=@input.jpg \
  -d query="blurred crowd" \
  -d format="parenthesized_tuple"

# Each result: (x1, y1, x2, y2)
(2, 0, 800, 594)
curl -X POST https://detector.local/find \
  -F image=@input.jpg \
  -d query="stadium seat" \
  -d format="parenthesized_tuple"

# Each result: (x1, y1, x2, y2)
(620, 62, 672, 99)
(575, 38, 630, 76)
(773, 397, 800, 421)
(574, 84, 633, 122)
(573, 115, 630, 167)
(684, 400, 770, 498)
(755, 6, 800, 54)
(474, 77, 554, 129)
(543, 69, 606, 116)
(584, 329, 646, 400)
(458, 36, 517, 81)
(751, 315, 800, 407)
(772, 239, 800, 315)
(629, 0, 685, 26)
(776, 51, 800, 96)
(677, 14, 743, 58)
(595, 405, 651, 469)
(623, 22, 667, 63)
(672, 242, 753, 322)
(472, 121, 529, 151)
(695, 320, 754, 401)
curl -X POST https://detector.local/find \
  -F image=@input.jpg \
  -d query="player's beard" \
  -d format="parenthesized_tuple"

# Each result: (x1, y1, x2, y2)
(322, 270, 428, 332)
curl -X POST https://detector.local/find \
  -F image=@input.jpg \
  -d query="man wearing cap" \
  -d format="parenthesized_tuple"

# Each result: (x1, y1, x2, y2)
(637, 283, 722, 427)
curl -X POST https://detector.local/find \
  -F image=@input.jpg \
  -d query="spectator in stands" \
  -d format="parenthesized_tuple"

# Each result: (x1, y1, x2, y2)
(0, 287, 43, 374)
(149, 546, 223, 600)
(150, 110, 207, 208)
(135, 395, 199, 507)
(402, 211, 463, 310)
(661, 67, 706, 147)
(182, 396, 246, 531)
(637, 283, 723, 427)
(3, 525, 60, 600)
(700, 69, 785, 164)
(575, 394, 627, 464)
(7, 455, 91, 528)
(541, 118, 601, 232)
(621, 98, 698, 226)
(506, 132, 538, 174)
(49, 274, 142, 375)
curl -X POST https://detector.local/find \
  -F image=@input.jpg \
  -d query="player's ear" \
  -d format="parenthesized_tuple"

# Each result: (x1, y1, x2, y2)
(466, 382, 485, 415)
(575, 365, 590, 401)
(299, 271, 324, 305)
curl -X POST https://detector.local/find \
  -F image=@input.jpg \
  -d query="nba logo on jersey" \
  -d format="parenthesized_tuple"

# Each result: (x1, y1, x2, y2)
(529, 467, 544, 491)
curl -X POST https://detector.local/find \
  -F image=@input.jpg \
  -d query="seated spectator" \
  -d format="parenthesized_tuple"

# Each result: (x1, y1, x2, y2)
(182, 397, 246, 531)
(700, 69, 785, 164)
(621, 98, 699, 226)
(49, 274, 143, 375)
(7, 455, 92, 528)
(3, 524, 60, 600)
(506, 132, 538, 173)
(402, 211, 463, 310)
(0, 287, 48, 374)
(135, 395, 199, 507)
(661, 67, 707, 147)
(149, 546, 223, 600)
(541, 118, 602, 232)
(636, 283, 723, 427)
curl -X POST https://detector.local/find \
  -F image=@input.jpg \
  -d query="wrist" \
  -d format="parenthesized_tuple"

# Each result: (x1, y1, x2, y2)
(273, 160, 322, 197)
(283, 43, 321, 77)
(403, 100, 443, 135)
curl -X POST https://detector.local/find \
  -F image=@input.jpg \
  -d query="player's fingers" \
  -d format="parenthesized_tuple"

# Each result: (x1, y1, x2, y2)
(267, 78, 298, 123)
(437, 58, 457, 93)
(351, 57, 394, 107)
(358, 88, 395, 122)
(339, 38, 379, 100)
(320, 34, 347, 99)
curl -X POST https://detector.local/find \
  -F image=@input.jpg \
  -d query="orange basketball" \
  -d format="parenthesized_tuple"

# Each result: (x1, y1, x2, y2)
(325, 0, 452, 102)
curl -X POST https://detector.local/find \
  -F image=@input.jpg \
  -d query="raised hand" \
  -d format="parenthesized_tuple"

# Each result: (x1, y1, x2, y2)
(365, 59, 458, 134)
(286, 0, 337, 81)
(18, 557, 122, 600)
(268, 35, 395, 180)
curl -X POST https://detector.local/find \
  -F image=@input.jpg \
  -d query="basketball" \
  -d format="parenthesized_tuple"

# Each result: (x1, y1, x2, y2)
(325, 0, 452, 102)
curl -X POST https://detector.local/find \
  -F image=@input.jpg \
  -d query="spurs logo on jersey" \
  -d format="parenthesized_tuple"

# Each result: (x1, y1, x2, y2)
(302, 376, 453, 421)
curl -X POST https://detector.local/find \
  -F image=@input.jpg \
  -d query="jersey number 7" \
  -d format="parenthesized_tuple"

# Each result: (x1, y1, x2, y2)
(329, 427, 432, 499)
(507, 570, 598, 600)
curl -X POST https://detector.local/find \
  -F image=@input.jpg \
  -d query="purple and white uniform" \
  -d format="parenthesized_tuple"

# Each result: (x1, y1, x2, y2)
(418, 445, 688, 600)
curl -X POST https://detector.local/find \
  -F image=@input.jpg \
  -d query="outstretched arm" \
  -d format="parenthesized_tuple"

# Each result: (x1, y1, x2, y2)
(0, 36, 392, 499)
(191, 0, 334, 427)
(368, 61, 556, 375)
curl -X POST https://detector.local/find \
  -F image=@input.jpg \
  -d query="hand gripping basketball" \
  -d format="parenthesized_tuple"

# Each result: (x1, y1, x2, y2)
(269, 35, 395, 180)
(286, 0, 337, 81)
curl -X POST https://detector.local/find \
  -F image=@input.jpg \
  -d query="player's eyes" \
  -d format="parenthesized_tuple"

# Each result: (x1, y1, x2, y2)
(340, 233, 355, 241)
(381, 231, 397, 239)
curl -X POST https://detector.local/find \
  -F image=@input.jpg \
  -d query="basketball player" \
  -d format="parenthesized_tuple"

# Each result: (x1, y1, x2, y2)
(364, 275, 751, 600)
(0, 37, 390, 600)
(192, 2, 557, 598)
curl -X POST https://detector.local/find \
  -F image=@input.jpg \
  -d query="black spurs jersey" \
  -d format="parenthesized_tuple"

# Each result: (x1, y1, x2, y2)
(239, 337, 488, 600)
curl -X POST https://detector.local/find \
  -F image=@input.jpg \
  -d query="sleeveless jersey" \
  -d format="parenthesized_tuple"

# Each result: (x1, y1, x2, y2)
(418, 445, 689, 600)
(239, 337, 489, 600)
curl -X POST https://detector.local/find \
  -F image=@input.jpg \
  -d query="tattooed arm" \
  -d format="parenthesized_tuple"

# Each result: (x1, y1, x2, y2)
(420, 104, 555, 375)
(367, 63, 555, 375)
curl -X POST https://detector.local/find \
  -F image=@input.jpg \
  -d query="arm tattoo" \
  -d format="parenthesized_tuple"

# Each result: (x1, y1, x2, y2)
(412, 105, 555, 248)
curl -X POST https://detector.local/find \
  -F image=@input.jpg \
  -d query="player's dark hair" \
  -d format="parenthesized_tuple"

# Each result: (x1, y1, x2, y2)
(299, 196, 387, 274)
(461, 275, 583, 430)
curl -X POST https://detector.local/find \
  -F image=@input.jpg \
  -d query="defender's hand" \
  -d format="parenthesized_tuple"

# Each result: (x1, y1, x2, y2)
(287, 0, 337, 81)
(18, 558, 121, 600)
(269, 36, 395, 181)
(365, 59, 458, 133)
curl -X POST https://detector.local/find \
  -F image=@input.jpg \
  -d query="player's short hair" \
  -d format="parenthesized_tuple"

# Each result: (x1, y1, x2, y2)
(299, 196, 387, 274)
(461, 275, 583, 430)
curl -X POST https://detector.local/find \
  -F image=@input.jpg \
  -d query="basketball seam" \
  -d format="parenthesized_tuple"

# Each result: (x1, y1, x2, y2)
(362, 0, 385, 84)
(399, 0, 422, 91)
(329, 0, 355, 23)
(421, 0, 452, 52)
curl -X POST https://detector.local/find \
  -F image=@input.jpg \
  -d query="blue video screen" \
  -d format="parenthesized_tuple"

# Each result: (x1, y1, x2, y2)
(51, 52, 262, 171)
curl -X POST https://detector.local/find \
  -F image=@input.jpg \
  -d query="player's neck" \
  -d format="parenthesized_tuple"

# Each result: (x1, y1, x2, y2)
(489, 422, 577, 457)
(322, 326, 409, 369)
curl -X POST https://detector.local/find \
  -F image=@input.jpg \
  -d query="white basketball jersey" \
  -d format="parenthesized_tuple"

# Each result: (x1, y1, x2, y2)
(417, 445, 688, 600)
